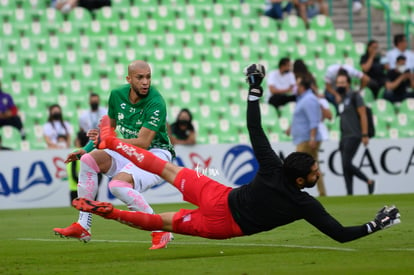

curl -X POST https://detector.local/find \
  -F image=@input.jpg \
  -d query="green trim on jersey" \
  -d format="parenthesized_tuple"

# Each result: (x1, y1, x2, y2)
(108, 84, 175, 157)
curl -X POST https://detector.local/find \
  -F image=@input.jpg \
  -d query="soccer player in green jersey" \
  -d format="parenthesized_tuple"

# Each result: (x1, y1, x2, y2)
(54, 60, 175, 249)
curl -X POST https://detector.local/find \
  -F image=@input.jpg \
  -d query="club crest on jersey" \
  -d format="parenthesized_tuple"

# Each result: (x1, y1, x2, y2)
(117, 113, 124, 121)
(116, 142, 144, 162)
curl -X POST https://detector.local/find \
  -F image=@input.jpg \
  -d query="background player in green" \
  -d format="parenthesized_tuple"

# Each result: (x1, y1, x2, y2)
(54, 60, 175, 249)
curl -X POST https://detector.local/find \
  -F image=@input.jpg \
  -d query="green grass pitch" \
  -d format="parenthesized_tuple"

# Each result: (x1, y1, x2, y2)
(1, 193, 413, 275)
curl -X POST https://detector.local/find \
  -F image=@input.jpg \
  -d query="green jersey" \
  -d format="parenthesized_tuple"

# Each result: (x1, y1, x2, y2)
(108, 84, 175, 157)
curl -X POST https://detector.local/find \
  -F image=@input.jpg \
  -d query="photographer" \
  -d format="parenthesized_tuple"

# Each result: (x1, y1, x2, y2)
(384, 55, 414, 103)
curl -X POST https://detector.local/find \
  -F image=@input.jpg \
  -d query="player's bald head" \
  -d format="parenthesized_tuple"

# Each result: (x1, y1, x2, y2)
(128, 60, 151, 75)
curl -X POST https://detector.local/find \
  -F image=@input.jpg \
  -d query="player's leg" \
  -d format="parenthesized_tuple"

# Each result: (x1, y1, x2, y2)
(97, 116, 215, 207)
(108, 148, 172, 213)
(106, 148, 175, 249)
(53, 150, 112, 241)
(97, 116, 182, 186)
(72, 197, 175, 232)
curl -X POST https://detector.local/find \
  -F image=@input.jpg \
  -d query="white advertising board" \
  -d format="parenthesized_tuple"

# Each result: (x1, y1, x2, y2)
(1, 138, 413, 209)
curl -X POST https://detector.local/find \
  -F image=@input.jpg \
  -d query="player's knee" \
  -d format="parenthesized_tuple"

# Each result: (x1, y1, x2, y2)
(108, 180, 133, 194)
(80, 153, 100, 172)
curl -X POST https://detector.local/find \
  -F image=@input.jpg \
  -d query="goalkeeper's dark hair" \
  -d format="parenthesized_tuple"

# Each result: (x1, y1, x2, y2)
(283, 152, 315, 184)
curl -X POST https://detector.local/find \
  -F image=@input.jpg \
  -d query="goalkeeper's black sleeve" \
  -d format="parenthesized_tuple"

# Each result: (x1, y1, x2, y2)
(303, 200, 369, 243)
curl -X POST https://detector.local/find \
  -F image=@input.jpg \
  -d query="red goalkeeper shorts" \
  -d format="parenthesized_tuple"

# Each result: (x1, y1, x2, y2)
(171, 168, 244, 239)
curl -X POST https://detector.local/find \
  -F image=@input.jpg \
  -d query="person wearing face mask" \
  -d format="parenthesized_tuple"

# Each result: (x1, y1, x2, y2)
(43, 104, 73, 149)
(169, 108, 196, 146)
(266, 57, 297, 115)
(384, 55, 414, 103)
(336, 72, 375, 196)
(79, 93, 108, 134)
(324, 64, 370, 114)
(360, 40, 387, 99)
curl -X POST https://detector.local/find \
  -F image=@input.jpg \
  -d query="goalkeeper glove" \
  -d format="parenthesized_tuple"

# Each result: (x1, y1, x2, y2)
(366, 205, 401, 233)
(243, 64, 266, 98)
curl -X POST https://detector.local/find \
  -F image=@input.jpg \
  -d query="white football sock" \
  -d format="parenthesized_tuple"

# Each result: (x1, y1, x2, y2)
(109, 180, 154, 214)
(77, 154, 100, 231)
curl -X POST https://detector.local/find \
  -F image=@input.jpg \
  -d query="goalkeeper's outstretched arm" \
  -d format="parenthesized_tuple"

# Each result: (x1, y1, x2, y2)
(306, 204, 401, 243)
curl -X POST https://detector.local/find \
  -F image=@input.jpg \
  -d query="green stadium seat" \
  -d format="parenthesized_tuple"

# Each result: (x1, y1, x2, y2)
(95, 6, 120, 31)
(318, 42, 341, 60)
(41, 8, 64, 25)
(26, 121, 48, 150)
(67, 7, 92, 27)
(395, 113, 411, 128)
(397, 98, 414, 118)
(22, 0, 47, 9)
(112, 0, 131, 7)
(0, 18, 17, 39)
(281, 15, 306, 34)
(0, 0, 16, 10)
(361, 88, 376, 104)
(256, 16, 278, 32)
(332, 29, 354, 54)
(309, 14, 335, 36)
(1, 126, 23, 150)
(371, 99, 397, 124)
(389, 0, 409, 23)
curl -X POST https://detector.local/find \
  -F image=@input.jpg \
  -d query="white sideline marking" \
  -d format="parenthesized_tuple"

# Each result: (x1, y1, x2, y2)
(17, 238, 355, 252)
(385, 248, 414, 252)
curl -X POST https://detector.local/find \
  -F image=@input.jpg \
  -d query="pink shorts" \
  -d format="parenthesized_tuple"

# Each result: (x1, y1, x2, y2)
(172, 168, 244, 239)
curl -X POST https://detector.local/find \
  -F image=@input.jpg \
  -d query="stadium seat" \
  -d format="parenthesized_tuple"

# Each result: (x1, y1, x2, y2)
(1, 126, 23, 150)
(389, 0, 409, 23)
(41, 8, 64, 25)
(371, 99, 397, 123)
(397, 98, 414, 119)
(279, 102, 296, 121)
(309, 15, 335, 36)
(280, 15, 306, 34)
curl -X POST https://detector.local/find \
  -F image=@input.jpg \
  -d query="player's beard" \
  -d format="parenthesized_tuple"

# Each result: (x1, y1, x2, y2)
(132, 86, 149, 98)
(304, 176, 319, 188)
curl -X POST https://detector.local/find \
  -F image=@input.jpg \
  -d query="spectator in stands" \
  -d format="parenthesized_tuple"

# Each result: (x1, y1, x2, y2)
(324, 64, 370, 113)
(267, 57, 297, 115)
(169, 108, 196, 146)
(292, 0, 328, 28)
(384, 55, 414, 104)
(264, 0, 293, 20)
(52, 0, 111, 14)
(360, 40, 387, 99)
(0, 81, 26, 140)
(293, 59, 318, 92)
(43, 104, 73, 149)
(336, 71, 375, 196)
(385, 34, 414, 70)
(79, 93, 107, 134)
(288, 77, 326, 196)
